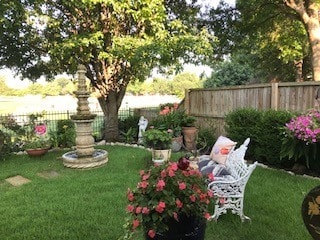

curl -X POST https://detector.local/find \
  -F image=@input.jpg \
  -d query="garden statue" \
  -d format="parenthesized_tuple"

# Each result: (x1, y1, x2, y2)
(138, 116, 148, 144)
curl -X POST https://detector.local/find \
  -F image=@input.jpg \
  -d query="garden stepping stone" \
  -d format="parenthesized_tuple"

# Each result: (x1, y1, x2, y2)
(5, 175, 31, 186)
(37, 170, 59, 179)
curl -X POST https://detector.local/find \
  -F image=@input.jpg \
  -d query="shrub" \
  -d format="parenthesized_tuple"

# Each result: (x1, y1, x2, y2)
(255, 109, 293, 166)
(224, 108, 262, 159)
(119, 115, 140, 142)
(0, 130, 12, 159)
(55, 119, 76, 148)
(225, 108, 295, 167)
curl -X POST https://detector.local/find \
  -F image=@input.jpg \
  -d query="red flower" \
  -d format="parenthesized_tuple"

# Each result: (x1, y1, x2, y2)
(208, 173, 214, 182)
(173, 212, 179, 221)
(127, 191, 134, 202)
(176, 199, 183, 208)
(126, 204, 134, 212)
(132, 219, 140, 229)
(35, 124, 47, 135)
(204, 212, 211, 220)
(155, 201, 166, 213)
(142, 207, 150, 214)
(148, 229, 156, 238)
(135, 206, 142, 214)
(190, 194, 196, 202)
(178, 182, 186, 190)
(156, 179, 165, 191)
(168, 169, 175, 177)
(138, 181, 149, 189)
(142, 173, 150, 181)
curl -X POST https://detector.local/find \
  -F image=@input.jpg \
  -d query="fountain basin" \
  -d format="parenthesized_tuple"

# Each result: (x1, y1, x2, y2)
(62, 149, 108, 169)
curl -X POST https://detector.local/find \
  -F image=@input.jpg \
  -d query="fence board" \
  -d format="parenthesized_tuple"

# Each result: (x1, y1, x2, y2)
(186, 82, 320, 136)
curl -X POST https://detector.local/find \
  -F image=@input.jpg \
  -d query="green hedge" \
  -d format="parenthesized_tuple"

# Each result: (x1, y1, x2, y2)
(225, 108, 294, 166)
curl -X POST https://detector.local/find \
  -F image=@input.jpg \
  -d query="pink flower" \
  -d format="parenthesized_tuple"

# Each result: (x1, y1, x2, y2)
(161, 170, 167, 178)
(142, 173, 150, 181)
(204, 212, 211, 220)
(148, 229, 156, 238)
(127, 191, 134, 202)
(35, 124, 47, 135)
(126, 204, 134, 212)
(155, 201, 166, 213)
(173, 212, 179, 221)
(178, 182, 186, 190)
(176, 199, 183, 208)
(142, 207, 150, 214)
(138, 181, 149, 189)
(156, 179, 166, 191)
(168, 170, 175, 177)
(190, 194, 196, 202)
(208, 173, 214, 182)
(132, 219, 140, 229)
(135, 206, 142, 214)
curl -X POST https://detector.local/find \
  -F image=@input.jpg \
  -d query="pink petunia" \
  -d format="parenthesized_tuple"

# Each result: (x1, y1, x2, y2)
(178, 182, 186, 190)
(135, 206, 142, 214)
(142, 207, 150, 214)
(138, 181, 149, 189)
(156, 179, 166, 191)
(190, 194, 196, 202)
(126, 204, 134, 212)
(176, 199, 183, 208)
(148, 229, 156, 238)
(132, 219, 140, 229)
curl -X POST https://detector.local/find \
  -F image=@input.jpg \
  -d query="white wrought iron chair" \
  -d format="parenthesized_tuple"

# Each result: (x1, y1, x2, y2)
(207, 138, 257, 222)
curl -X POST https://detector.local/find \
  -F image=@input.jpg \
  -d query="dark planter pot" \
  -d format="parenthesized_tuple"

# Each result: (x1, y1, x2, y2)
(26, 148, 49, 157)
(145, 215, 206, 240)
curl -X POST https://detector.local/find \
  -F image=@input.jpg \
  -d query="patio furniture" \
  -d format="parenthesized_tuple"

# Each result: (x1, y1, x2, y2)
(207, 138, 257, 222)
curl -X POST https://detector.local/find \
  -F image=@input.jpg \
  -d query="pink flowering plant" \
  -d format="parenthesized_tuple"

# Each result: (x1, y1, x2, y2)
(123, 162, 213, 239)
(24, 124, 51, 149)
(281, 110, 320, 170)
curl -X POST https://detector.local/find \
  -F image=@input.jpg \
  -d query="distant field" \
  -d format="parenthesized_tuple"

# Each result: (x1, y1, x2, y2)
(0, 97, 23, 114)
(0, 95, 181, 115)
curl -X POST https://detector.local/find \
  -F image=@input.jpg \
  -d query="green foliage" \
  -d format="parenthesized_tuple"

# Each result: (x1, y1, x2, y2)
(171, 72, 202, 98)
(196, 125, 217, 154)
(55, 119, 75, 148)
(255, 109, 293, 165)
(143, 129, 172, 150)
(204, 54, 255, 88)
(0, 129, 12, 159)
(119, 115, 140, 142)
(225, 108, 295, 167)
(224, 108, 262, 159)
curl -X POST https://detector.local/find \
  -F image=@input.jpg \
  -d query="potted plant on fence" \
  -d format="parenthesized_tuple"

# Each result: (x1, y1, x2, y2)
(123, 160, 213, 240)
(143, 128, 172, 163)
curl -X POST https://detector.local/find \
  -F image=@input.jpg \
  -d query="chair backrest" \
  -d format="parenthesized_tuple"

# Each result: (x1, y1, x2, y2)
(226, 138, 250, 179)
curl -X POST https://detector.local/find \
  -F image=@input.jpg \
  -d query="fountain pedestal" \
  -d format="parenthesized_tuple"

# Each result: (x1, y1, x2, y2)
(62, 65, 108, 169)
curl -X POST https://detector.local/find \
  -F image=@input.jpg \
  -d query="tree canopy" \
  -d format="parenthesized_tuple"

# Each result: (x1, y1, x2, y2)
(0, 0, 214, 140)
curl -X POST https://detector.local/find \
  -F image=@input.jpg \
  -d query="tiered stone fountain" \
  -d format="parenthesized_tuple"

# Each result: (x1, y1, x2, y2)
(62, 65, 108, 169)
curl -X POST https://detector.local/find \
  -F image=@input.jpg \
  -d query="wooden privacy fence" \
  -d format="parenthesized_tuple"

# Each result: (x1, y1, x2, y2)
(184, 81, 320, 136)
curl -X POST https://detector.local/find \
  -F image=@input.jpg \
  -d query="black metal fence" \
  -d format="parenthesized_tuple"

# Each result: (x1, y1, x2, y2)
(0, 107, 134, 140)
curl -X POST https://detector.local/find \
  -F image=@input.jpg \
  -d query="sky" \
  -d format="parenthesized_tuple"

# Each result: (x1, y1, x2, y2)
(1, 0, 235, 89)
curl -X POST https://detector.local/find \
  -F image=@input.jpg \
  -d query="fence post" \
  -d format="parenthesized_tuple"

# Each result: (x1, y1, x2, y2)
(271, 83, 279, 110)
(184, 89, 190, 114)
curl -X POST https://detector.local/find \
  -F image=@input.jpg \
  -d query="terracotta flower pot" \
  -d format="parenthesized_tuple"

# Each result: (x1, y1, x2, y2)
(26, 148, 49, 157)
(182, 127, 198, 151)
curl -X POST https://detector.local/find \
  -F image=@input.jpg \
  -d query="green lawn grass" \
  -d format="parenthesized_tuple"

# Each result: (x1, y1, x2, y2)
(0, 145, 318, 240)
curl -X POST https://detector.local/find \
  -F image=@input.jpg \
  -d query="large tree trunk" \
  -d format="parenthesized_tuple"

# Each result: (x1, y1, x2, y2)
(308, 24, 320, 81)
(284, 0, 320, 81)
(98, 88, 126, 142)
